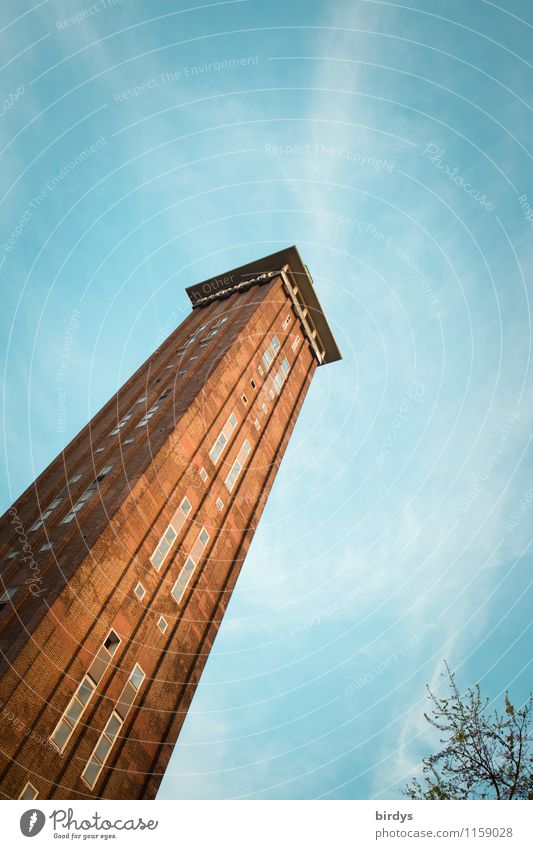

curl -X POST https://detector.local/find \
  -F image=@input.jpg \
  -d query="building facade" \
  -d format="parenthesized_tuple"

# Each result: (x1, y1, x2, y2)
(0, 246, 340, 800)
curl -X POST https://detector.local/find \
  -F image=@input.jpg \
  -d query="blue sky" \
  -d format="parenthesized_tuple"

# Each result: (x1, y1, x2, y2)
(1, 0, 532, 799)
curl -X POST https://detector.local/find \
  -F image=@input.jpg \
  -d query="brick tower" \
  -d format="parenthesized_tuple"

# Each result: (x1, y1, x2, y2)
(0, 246, 341, 800)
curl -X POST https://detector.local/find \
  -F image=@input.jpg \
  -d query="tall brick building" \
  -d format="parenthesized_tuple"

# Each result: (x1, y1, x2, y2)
(0, 246, 340, 800)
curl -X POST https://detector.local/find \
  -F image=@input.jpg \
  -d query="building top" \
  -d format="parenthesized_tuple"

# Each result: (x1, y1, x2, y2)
(185, 246, 342, 365)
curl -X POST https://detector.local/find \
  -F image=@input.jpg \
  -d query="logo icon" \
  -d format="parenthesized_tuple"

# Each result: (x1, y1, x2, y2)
(20, 809, 46, 837)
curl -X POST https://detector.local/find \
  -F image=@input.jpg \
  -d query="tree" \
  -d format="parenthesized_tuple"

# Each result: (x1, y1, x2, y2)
(403, 662, 533, 799)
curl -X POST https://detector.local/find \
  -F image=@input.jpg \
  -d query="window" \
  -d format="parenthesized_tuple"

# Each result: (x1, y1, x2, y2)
(19, 782, 38, 800)
(209, 413, 238, 464)
(50, 676, 95, 752)
(110, 396, 146, 436)
(241, 394, 248, 406)
(283, 314, 291, 329)
(216, 497, 224, 511)
(123, 438, 134, 445)
(157, 616, 168, 633)
(261, 348, 272, 371)
(199, 467, 208, 482)
(82, 712, 123, 790)
(61, 466, 113, 524)
(171, 527, 210, 605)
(260, 335, 280, 372)
(254, 419, 260, 431)
(103, 631, 120, 656)
(30, 475, 83, 531)
(224, 441, 251, 492)
(50, 630, 121, 753)
(250, 379, 257, 390)
(129, 664, 145, 691)
(261, 404, 268, 414)
(213, 316, 228, 328)
(291, 334, 301, 351)
(257, 365, 264, 376)
(5, 551, 17, 560)
(273, 357, 290, 395)
(134, 582, 145, 601)
(81, 662, 145, 789)
(150, 496, 192, 571)
(39, 543, 53, 551)
(269, 389, 275, 399)
(136, 389, 172, 428)
(0, 587, 19, 606)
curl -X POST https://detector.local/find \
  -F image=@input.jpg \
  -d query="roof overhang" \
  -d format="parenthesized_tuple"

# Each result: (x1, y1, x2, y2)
(185, 246, 341, 365)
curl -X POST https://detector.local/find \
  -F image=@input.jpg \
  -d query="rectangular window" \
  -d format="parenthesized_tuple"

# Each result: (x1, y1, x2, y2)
(254, 419, 260, 431)
(81, 711, 123, 790)
(260, 335, 280, 372)
(250, 379, 257, 390)
(171, 527, 210, 605)
(257, 365, 264, 376)
(209, 412, 238, 464)
(291, 334, 301, 351)
(81, 663, 145, 790)
(39, 543, 53, 552)
(50, 676, 96, 752)
(261, 348, 272, 370)
(50, 630, 121, 753)
(273, 357, 290, 395)
(61, 467, 112, 524)
(136, 389, 172, 428)
(241, 394, 248, 406)
(216, 497, 224, 511)
(283, 315, 291, 329)
(30, 475, 83, 531)
(200, 467, 208, 482)
(19, 782, 38, 800)
(110, 396, 146, 436)
(150, 496, 192, 571)
(134, 582, 145, 601)
(224, 440, 251, 492)
(0, 587, 19, 606)
(157, 616, 168, 633)
(261, 403, 268, 414)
